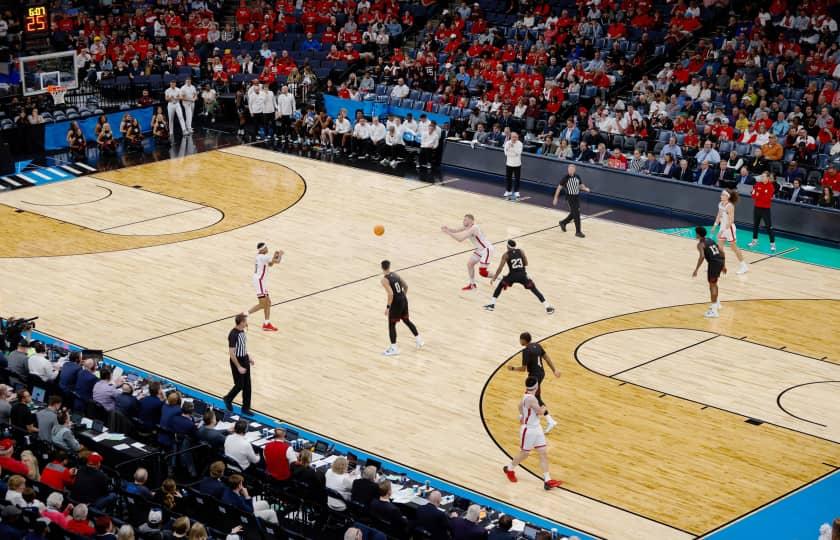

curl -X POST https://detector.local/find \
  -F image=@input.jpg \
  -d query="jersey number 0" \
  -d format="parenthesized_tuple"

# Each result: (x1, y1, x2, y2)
(393, 282, 402, 293)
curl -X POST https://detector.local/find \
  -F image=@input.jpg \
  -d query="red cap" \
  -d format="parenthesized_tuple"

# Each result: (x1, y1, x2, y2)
(0, 439, 13, 451)
(87, 452, 103, 466)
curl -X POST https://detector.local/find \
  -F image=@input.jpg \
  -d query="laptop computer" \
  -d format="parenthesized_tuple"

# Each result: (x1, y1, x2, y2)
(31, 386, 46, 404)
(284, 429, 299, 442)
(522, 525, 540, 540)
(314, 440, 329, 455)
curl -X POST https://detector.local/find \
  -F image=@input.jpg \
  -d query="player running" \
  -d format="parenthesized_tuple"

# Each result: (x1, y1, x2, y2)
(441, 214, 493, 291)
(381, 260, 423, 356)
(713, 189, 748, 274)
(503, 376, 563, 491)
(485, 240, 554, 314)
(692, 226, 726, 318)
(508, 332, 560, 432)
(246, 242, 283, 331)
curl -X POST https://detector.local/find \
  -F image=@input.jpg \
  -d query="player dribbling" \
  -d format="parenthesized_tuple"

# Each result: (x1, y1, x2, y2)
(692, 226, 726, 318)
(246, 242, 283, 331)
(503, 376, 563, 491)
(441, 214, 493, 290)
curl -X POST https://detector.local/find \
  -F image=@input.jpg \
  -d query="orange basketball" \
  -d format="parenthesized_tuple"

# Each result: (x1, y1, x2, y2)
(373, 225, 385, 236)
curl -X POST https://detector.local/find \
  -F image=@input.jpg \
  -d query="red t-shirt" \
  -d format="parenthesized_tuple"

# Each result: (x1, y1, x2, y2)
(751, 182, 774, 208)
(264, 440, 292, 481)
(822, 170, 840, 191)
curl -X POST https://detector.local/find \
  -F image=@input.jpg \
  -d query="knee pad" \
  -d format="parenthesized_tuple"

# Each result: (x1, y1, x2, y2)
(479, 267, 489, 278)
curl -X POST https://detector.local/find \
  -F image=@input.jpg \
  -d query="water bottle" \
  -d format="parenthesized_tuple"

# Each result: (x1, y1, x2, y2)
(551, 528, 558, 539)
(424, 480, 430, 493)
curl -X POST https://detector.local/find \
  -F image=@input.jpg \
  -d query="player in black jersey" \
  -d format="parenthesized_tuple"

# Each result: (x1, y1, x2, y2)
(692, 226, 727, 318)
(484, 240, 554, 314)
(508, 332, 560, 433)
(381, 260, 423, 356)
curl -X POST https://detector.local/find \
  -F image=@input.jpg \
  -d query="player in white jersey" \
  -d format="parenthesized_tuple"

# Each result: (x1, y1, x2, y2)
(713, 188, 748, 274)
(164, 80, 186, 137)
(441, 213, 493, 290)
(246, 242, 283, 332)
(503, 376, 563, 490)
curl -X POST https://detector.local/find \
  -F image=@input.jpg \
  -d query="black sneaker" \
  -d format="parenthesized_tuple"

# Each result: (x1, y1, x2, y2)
(559, 221, 567, 232)
(223, 398, 233, 411)
(484, 304, 495, 311)
(575, 232, 586, 238)
(546, 306, 555, 314)
(240, 408, 252, 417)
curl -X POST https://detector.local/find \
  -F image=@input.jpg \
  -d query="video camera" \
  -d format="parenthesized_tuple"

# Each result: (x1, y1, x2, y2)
(1, 316, 38, 351)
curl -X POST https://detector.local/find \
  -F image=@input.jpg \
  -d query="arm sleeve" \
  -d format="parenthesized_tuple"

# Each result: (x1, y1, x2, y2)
(228, 331, 237, 348)
(286, 446, 298, 463)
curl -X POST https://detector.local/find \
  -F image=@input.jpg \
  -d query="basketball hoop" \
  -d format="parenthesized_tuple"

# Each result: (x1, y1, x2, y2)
(47, 85, 67, 106)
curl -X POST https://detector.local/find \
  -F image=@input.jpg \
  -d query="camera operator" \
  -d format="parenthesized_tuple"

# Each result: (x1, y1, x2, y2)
(7, 339, 30, 388)
(2, 317, 37, 351)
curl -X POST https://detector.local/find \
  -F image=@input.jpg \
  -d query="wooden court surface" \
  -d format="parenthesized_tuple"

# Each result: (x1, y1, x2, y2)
(1, 146, 838, 539)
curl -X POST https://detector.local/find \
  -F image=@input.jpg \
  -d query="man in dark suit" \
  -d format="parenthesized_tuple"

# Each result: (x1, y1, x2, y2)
(782, 160, 804, 184)
(351, 465, 379, 507)
(413, 490, 450, 540)
(196, 461, 227, 500)
(672, 159, 692, 181)
(487, 514, 516, 540)
(449, 504, 487, 540)
(369, 479, 409, 537)
(788, 178, 805, 202)
(73, 359, 99, 409)
(735, 165, 753, 186)
(115, 384, 139, 418)
(58, 351, 82, 394)
(486, 124, 505, 146)
(137, 381, 164, 430)
(694, 160, 715, 185)
(575, 141, 595, 163)
(196, 409, 228, 451)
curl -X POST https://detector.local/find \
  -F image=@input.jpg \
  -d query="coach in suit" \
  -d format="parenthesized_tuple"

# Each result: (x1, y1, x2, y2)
(74, 359, 99, 410)
(735, 166, 754, 186)
(694, 160, 715, 185)
(672, 159, 692, 181)
(413, 490, 450, 540)
(449, 504, 487, 540)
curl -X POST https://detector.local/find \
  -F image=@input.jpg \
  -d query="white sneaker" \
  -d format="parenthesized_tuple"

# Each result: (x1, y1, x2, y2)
(390, 160, 397, 167)
(513, 192, 521, 201)
(545, 417, 557, 433)
(704, 307, 719, 318)
(503, 191, 511, 198)
(415, 336, 424, 349)
(736, 262, 749, 274)
(713, 301, 722, 311)
(383, 345, 399, 356)
(770, 243, 776, 252)
(748, 240, 758, 248)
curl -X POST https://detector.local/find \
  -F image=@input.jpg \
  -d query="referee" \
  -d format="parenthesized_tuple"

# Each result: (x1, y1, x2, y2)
(552, 164, 590, 238)
(224, 313, 253, 416)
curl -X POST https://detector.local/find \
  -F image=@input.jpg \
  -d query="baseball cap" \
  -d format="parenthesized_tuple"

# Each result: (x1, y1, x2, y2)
(87, 452, 104, 466)
(0, 439, 14, 451)
(148, 509, 163, 525)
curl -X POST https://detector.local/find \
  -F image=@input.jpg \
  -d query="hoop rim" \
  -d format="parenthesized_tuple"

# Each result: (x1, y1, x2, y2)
(46, 85, 67, 94)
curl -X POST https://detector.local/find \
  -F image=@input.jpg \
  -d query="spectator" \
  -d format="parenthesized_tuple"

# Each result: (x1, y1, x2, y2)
(169, 517, 191, 539)
(661, 154, 677, 176)
(224, 420, 259, 471)
(92, 367, 124, 412)
(66, 504, 95, 536)
(818, 186, 835, 208)
(390, 78, 410, 100)
(822, 164, 840, 192)
(672, 159, 692, 182)
(197, 409, 227, 451)
(10, 390, 38, 434)
(115, 384, 139, 418)
(325, 456, 354, 511)
(197, 461, 226, 499)
(138, 381, 164, 430)
(722, 150, 744, 182)
(51, 409, 81, 452)
(41, 492, 72, 528)
(154, 478, 185, 513)
(0, 506, 22, 537)
(20, 450, 39, 482)
(5, 475, 26, 506)
(124, 468, 153, 499)
(606, 148, 627, 170)
(746, 148, 768, 175)
(450, 504, 487, 540)
(558, 119, 580, 144)
(290, 449, 326, 503)
(575, 141, 595, 163)
(659, 136, 682, 160)
(40, 451, 76, 491)
(351, 465, 379, 507)
(137, 509, 165, 539)
(788, 179, 805, 203)
(70, 452, 112, 509)
(28, 341, 57, 383)
(695, 140, 721, 166)
(694, 160, 715, 185)
(734, 166, 753, 187)
(94, 515, 118, 540)
(593, 143, 609, 165)
(36, 395, 62, 441)
(7, 339, 30, 387)
(221, 474, 253, 512)
(188, 522, 208, 540)
(74, 359, 99, 409)
(117, 524, 135, 540)
(264, 427, 296, 482)
(158, 391, 183, 447)
(628, 150, 646, 173)
(762, 134, 783, 162)
(369, 479, 408, 536)
(0, 384, 13, 425)
(414, 490, 449, 539)
(555, 139, 573, 160)
(488, 514, 516, 540)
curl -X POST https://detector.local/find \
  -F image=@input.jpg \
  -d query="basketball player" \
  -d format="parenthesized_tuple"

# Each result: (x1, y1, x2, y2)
(180, 78, 198, 134)
(485, 240, 554, 314)
(441, 214, 493, 290)
(508, 332, 560, 432)
(503, 376, 563, 490)
(246, 243, 283, 331)
(164, 80, 186, 137)
(692, 226, 726, 318)
(381, 260, 423, 356)
(713, 189, 748, 274)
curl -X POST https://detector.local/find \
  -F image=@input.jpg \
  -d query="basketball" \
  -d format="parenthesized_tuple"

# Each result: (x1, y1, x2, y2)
(374, 224, 385, 236)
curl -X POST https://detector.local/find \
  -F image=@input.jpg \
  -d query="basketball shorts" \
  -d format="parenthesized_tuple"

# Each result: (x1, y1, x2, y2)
(519, 424, 547, 451)
(501, 273, 533, 289)
(718, 224, 736, 242)
(707, 262, 724, 284)
(252, 275, 268, 298)
(470, 247, 492, 267)
(389, 299, 409, 322)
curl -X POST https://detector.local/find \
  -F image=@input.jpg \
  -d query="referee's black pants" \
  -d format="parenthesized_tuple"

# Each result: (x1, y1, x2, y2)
(505, 165, 521, 193)
(560, 195, 582, 232)
(752, 206, 775, 242)
(224, 357, 251, 411)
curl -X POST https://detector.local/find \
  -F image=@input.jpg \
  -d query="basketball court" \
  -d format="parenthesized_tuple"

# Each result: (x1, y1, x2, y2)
(1, 146, 837, 539)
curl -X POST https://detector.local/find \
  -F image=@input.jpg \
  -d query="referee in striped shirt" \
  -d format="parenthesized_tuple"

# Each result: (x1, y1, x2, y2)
(224, 313, 253, 416)
(552, 164, 590, 238)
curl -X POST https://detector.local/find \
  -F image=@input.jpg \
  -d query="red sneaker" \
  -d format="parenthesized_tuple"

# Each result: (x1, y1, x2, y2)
(461, 283, 477, 291)
(262, 323, 278, 332)
(503, 466, 517, 483)
(544, 479, 563, 490)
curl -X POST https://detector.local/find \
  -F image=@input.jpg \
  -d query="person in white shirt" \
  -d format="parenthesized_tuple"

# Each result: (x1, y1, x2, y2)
(180, 78, 198, 134)
(351, 117, 371, 157)
(390, 77, 410, 100)
(200, 84, 218, 123)
(402, 113, 419, 142)
(164, 80, 186, 137)
(418, 120, 440, 169)
(417, 114, 431, 135)
(325, 457, 355, 511)
(247, 83, 265, 139)
(224, 420, 259, 471)
(261, 86, 276, 139)
(382, 118, 404, 167)
(503, 132, 524, 200)
(368, 116, 386, 159)
(275, 85, 296, 141)
(334, 109, 352, 154)
(27, 342, 57, 383)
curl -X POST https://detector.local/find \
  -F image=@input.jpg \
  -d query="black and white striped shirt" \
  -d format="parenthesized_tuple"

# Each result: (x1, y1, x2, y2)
(228, 328, 248, 358)
(560, 174, 583, 196)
